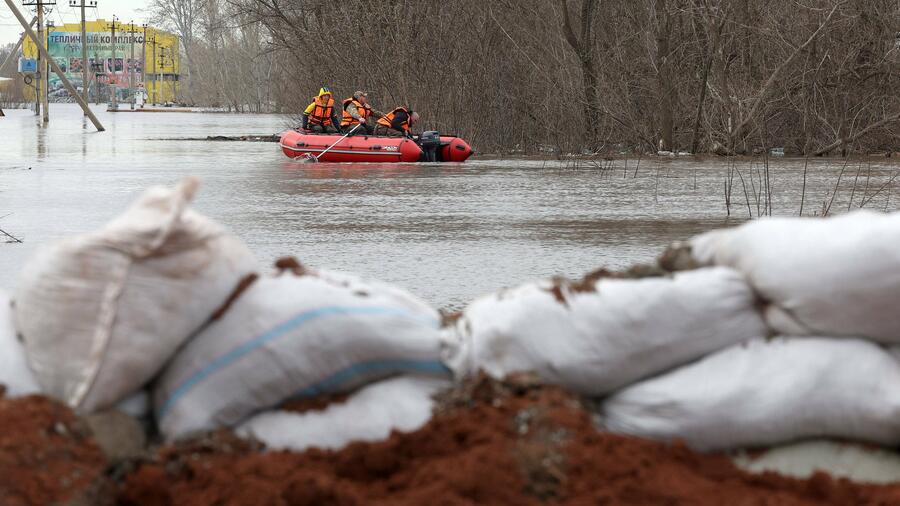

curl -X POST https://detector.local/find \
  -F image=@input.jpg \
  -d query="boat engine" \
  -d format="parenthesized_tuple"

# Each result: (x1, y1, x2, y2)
(418, 131, 442, 162)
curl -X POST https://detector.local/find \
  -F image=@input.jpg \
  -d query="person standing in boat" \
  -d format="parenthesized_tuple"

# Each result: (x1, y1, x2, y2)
(340, 91, 382, 135)
(301, 87, 341, 133)
(374, 106, 419, 138)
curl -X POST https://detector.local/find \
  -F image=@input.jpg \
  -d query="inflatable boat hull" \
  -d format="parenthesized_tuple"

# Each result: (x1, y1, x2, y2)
(279, 130, 473, 163)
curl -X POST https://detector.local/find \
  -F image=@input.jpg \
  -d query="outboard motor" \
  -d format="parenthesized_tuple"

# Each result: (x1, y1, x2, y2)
(418, 130, 441, 162)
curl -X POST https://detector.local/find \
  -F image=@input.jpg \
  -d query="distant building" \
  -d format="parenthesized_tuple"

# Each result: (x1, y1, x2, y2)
(22, 19, 180, 103)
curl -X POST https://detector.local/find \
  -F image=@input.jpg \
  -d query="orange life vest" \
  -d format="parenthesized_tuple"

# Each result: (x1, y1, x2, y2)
(308, 96, 335, 126)
(377, 107, 411, 132)
(340, 98, 372, 127)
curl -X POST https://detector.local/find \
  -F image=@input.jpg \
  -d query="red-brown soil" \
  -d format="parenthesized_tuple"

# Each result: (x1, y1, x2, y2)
(0, 388, 109, 506)
(117, 376, 900, 506)
(5, 378, 900, 505)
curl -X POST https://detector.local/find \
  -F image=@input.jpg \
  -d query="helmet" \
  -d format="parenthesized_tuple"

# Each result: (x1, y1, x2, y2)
(318, 86, 332, 97)
(353, 90, 367, 99)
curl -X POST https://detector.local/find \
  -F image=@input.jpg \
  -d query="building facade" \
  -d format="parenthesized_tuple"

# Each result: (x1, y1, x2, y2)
(22, 19, 180, 104)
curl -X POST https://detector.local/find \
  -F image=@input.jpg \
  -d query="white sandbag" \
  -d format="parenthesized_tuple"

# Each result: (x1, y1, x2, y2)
(13, 178, 258, 412)
(733, 440, 900, 485)
(441, 267, 766, 395)
(154, 263, 450, 440)
(238, 375, 450, 451)
(0, 290, 40, 397)
(691, 211, 900, 342)
(600, 337, 900, 451)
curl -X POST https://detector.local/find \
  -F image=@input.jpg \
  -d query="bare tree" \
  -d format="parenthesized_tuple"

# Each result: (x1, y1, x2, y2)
(559, 0, 602, 148)
(161, 0, 900, 155)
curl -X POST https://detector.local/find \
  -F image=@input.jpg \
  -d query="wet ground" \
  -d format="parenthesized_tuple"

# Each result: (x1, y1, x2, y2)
(2, 104, 898, 308)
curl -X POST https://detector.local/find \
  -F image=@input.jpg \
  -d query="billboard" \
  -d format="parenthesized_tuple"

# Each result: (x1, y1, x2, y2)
(23, 20, 180, 103)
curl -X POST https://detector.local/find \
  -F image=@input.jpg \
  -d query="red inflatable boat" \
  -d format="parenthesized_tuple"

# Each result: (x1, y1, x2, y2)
(279, 130, 473, 163)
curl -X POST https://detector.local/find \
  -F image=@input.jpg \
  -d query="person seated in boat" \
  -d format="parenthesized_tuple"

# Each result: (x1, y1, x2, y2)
(374, 106, 419, 138)
(340, 91, 383, 135)
(301, 87, 341, 133)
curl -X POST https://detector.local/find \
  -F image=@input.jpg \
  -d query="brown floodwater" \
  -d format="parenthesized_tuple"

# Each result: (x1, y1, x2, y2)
(2, 104, 898, 308)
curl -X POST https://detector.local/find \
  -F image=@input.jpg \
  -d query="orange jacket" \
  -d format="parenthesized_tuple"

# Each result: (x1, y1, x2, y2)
(377, 107, 412, 133)
(305, 96, 336, 126)
(340, 98, 373, 126)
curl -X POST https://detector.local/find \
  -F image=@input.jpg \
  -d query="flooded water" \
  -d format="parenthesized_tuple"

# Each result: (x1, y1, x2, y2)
(2, 104, 898, 308)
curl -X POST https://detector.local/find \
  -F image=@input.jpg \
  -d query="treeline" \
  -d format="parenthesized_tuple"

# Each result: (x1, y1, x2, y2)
(149, 0, 276, 112)
(160, 0, 900, 155)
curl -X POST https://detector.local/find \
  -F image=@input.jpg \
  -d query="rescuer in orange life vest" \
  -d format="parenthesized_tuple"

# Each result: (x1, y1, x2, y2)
(374, 106, 420, 138)
(301, 87, 341, 133)
(340, 91, 384, 135)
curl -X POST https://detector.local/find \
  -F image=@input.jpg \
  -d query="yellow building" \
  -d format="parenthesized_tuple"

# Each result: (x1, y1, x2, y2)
(23, 19, 180, 103)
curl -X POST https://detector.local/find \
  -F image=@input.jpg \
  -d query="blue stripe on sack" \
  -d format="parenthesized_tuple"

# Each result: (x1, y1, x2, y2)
(159, 305, 441, 419)
(284, 359, 451, 401)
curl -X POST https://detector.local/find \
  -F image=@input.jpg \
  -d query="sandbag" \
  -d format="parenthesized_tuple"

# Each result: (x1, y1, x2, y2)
(14, 178, 258, 412)
(154, 261, 450, 440)
(600, 337, 900, 451)
(238, 375, 450, 451)
(441, 267, 767, 395)
(690, 211, 900, 342)
(0, 290, 40, 397)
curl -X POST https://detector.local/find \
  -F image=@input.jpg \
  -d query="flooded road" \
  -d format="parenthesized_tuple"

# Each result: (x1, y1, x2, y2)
(2, 104, 898, 308)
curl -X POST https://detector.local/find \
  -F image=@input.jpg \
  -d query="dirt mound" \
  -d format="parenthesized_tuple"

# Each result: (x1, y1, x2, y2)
(0, 389, 109, 506)
(116, 375, 900, 505)
(4, 377, 900, 505)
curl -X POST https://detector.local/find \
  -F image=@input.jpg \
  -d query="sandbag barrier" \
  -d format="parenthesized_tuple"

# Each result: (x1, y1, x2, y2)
(3, 177, 900, 452)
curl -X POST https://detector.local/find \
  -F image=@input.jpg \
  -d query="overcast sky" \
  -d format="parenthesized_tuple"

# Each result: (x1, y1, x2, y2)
(1, 0, 150, 46)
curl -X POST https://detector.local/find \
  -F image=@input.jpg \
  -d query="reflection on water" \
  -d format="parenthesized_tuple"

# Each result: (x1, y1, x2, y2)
(1, 104, 898, 308)
(36, 126, 48, 160)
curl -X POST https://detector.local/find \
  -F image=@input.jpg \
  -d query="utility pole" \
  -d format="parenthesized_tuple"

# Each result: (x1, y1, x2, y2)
(107, 15, 117, 110)
(80, 0, 87, 107)
(26, 0, 47, 119)
(158, 46, 165, 104)
(172, 42, 179, 103)
(68, 0, 96, 114)
(44, 20, 52, 121)
(40, 2, 54, 123)
(128, 21, 135, 109)
(141, 23, 147, 90)
(149, 34, 157, 105)
(93, 48, 99, 104)
(34, 0, 41, 118)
